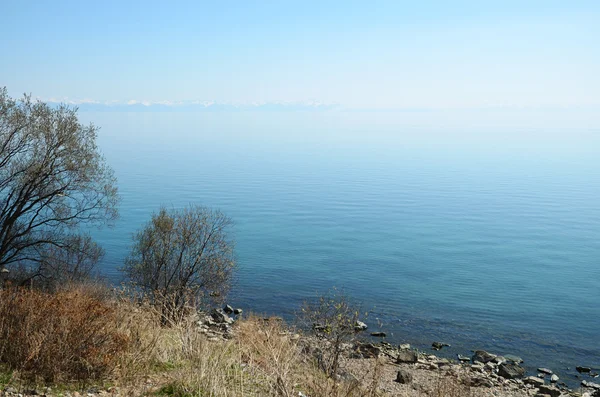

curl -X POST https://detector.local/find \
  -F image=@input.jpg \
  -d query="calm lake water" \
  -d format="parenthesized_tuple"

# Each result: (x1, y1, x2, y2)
(83, 111, 600, 385)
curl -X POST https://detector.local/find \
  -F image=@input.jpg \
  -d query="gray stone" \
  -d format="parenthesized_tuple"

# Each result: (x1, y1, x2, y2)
(582, 380, 600, 389)
(472, 350, 497, 363)
(475, 377, 495, 388)
(498, 362, 526, 379)
(504, 354, 524, 364)
(493, 356, 507, 364)
(354, 321, 368, 331)
(537, 385, 561, 397)
(578, 366, 592, 373)
(396, 350, 418, 364)
(524, 376, 545, 387)
(370, 331, 386, 337)
(550, 374, 559, 383)
(395, 369, 413, 384)
(471, 363, 484, 371)
(458, 354, 471, 362)
(538, 368, 553, 375)
(211, 308, 233, 324)
(233, 308, 243, 315)
(399, 343, 410, 350)
(432, 342, 450, 350)
(223, 304, 234, 314)
(355, 343, 381, 358)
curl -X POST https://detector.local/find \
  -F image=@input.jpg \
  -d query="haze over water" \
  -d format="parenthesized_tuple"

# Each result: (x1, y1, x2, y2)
(85, 110, 600, 384)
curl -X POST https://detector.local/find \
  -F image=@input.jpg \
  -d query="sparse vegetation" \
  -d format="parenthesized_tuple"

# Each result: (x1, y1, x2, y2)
(299, 288, 365, 378)
(123, 205, 235, 323)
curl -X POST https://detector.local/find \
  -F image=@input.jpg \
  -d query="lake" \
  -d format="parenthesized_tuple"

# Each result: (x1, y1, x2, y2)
(82, 110, 600, 385)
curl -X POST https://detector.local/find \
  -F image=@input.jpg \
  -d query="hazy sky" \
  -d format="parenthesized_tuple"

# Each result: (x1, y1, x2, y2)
(1, 0, 599, 110)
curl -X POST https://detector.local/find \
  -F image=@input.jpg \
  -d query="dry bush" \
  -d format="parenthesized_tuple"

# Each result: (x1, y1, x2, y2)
(0, 285, 129, 383)
(298, 288, 365, 378)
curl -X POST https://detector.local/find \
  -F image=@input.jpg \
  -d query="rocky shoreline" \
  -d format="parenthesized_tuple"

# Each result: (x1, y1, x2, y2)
(191, 306, 600, 397)
(1, 305, 598, 397)
(346, 340, 600, 397)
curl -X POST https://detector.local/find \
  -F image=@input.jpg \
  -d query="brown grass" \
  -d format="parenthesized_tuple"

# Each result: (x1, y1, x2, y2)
(0, 285, 129, 384)
(0, 285, 485, 397)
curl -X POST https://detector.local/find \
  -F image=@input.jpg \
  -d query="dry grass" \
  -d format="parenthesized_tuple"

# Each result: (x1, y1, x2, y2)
(0, 285, 488, 397)
(0, 284, 129, 384)
(119, 312, 387, 397)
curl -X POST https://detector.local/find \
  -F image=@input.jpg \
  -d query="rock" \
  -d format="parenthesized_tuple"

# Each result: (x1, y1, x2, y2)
(396, 350, 418, 364)
(504, 354, 524, 364)
(493, 356, 506, 364)
(233, 308, 243, 315)
(223, 304, 234, 314)
(370, 332, 386, 337)
(485, 362, 497, 370)
(395, 369, 413, 384)
(550, 374, 559, 383)
(355, 343, 381, 358)
(471, 363, 484, 371)
(537, 385, 561, 397)
(470, 376, 494, 388)
(538, 368, 553, 375)
(578, 366, 593, 373)
(498, 362, 526, 379)
(524, 376, 545, 387)
(354, 321, 368, 331)
(211, 308, 233, 324)
(472, 350, 497, 363)
(432, 342, 450, 350)
(458, 354, 471, 362)
(582, 380, 600, 389)
(399, 343, 410, 350)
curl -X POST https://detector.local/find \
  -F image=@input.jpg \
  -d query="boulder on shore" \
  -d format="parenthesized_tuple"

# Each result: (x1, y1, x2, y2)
(211, 308, 234, 324)
(396, 350, 418, 364)
(537, 384, 561, 397)
(395, 369, 413, 384)
(432, 342, 450, 350)
(523, 376, 544, 387)
(472, 350, 497, 363)
(498, 362, 525, 379)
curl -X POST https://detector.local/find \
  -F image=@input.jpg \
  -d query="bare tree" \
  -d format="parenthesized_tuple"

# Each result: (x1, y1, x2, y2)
(0, 88, 118, 281)
(123, 205, 235, 322)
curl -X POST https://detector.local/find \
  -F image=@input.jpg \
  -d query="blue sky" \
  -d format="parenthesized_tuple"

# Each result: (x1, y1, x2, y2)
(1, 0, 599, 110)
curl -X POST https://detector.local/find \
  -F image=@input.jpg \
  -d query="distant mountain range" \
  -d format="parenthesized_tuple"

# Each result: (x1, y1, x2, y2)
(46, 100, 339, 112)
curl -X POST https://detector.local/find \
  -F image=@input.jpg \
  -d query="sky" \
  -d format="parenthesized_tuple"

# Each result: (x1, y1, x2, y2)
(1, 0, 599, 111)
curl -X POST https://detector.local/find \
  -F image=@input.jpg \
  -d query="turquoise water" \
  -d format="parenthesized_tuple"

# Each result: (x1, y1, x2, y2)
(85, 111, 600, 384)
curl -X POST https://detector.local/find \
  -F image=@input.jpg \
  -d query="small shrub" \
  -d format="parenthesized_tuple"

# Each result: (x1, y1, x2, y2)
(0, 285, 129, 383)
(298, 288, 365, 378)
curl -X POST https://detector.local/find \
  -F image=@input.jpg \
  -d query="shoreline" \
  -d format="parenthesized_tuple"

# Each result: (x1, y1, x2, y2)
(200, 305, 600, 396)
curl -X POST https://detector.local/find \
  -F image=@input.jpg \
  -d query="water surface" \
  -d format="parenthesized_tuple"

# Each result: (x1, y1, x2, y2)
(85, 111, 600, 385)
